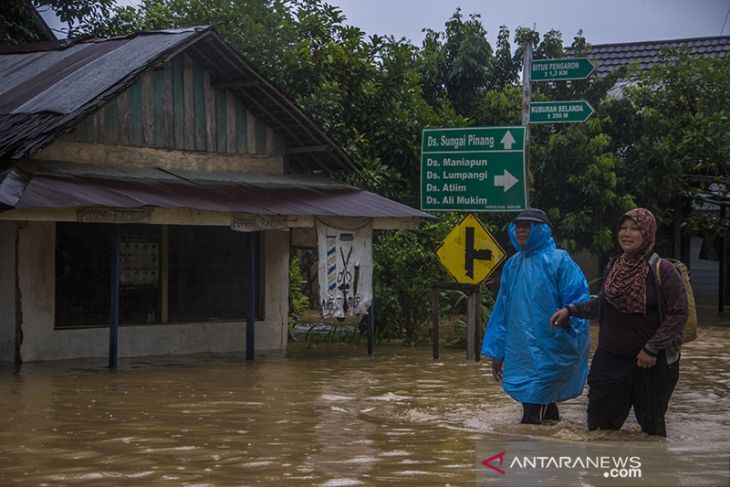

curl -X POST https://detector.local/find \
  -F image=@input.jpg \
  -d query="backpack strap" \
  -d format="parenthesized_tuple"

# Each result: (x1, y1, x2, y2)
(648, 252, 666, 321)
(602, 253, 619, 280)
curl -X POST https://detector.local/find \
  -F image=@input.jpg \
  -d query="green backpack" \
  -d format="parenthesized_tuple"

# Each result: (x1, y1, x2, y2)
(648, 254, 698, 344)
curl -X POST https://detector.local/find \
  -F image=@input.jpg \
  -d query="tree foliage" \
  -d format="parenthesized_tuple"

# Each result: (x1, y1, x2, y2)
(27, 1, 730, 334)
(617, 48, 730, 234)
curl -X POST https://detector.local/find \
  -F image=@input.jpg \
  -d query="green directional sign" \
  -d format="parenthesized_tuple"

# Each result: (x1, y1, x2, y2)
(420, 126, 527, 212)
(529, 101, 594, 123)
(531, 57, 595, 81)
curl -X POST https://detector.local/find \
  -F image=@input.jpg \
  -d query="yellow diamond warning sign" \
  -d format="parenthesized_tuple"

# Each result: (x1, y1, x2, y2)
(436, 213, 506, 284)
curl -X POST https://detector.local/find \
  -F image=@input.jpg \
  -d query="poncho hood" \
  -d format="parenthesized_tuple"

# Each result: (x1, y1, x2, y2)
(508, 221, 556, 256)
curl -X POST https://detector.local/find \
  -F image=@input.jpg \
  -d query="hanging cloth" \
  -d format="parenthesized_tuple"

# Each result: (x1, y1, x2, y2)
(316, 219, 373, 318)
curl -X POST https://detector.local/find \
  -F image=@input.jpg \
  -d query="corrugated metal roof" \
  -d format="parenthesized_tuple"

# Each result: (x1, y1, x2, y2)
(0, 161, 432, 219)
(567, 35, 730, 77)
(0, 27, 357, 174)
(0, 33, 196, 114)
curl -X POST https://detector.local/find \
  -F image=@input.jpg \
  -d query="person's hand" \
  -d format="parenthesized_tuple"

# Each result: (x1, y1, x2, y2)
(550, 307, 570, 329)
(636, 349, 657, 368)
(491, 359, 503, 382)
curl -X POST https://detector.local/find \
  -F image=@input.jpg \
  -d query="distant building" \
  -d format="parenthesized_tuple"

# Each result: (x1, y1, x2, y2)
(572, 35, 730, 307)
(580, 35, 730, 76)
(0, 26, 430, 364)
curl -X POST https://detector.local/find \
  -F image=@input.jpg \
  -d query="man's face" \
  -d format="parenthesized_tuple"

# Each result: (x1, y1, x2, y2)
(515, 221, 531, 247)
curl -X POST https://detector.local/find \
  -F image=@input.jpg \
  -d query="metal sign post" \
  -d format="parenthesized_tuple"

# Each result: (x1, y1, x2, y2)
(434, 213, 506, 361)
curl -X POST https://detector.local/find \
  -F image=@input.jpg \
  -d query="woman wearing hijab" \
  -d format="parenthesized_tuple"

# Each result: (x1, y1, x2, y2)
(550, 208, 688, 437)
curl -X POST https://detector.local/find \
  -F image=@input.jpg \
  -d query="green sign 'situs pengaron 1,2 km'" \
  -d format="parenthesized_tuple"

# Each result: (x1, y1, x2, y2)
(420, 126, 527, 212)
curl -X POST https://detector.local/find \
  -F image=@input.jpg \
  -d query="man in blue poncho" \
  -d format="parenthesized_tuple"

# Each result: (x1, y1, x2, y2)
(481, 208, 590, 424)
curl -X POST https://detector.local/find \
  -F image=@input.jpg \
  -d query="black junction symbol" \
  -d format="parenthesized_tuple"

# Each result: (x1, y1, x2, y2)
(464, 226, 492, 278)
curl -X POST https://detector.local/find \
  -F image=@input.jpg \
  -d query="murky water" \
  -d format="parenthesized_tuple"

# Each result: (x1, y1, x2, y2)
(0, 327, 728, 486)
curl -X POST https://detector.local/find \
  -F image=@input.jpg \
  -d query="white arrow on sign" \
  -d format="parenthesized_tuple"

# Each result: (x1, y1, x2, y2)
(494, 170, 519, 192)
(500, 130, 516, 150)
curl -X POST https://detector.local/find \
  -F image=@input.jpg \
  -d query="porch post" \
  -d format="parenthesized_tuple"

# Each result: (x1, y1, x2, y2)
(245, 233, 255, 360)
(720, 203, 726, 314)
(367, 294, 374, 355)
(109, 224, 120, 369)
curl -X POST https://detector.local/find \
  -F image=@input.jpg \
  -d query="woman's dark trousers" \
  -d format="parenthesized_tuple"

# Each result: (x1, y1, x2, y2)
(587, 348, 679, 437)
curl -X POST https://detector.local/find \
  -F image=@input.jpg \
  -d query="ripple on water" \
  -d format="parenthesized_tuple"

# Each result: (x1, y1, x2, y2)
(368, 392, 410, 402)
(341, 455, 377, 465)
(378, 450, 411, 457)
(402, 408, 440, 423)
(320, 479, 364, 486)
(320, 394, 355, 402)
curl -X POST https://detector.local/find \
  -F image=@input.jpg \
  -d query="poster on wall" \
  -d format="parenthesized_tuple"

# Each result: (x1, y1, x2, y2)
(316, 220, 373, 318)
(120, 241, 159, 286)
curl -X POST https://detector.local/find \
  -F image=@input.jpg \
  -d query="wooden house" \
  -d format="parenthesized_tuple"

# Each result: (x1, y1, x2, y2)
(0, 26, 430, 364)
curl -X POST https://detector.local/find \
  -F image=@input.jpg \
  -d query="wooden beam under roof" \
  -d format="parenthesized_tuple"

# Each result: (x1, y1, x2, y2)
(286, 145, 332, 155)
(212, 79, 260, 90)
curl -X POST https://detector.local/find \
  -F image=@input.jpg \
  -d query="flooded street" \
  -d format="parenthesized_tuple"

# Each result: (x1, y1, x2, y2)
(1, 326, 729, 486)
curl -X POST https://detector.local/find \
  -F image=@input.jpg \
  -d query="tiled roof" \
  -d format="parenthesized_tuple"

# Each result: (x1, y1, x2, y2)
(569, 36, 730, 77)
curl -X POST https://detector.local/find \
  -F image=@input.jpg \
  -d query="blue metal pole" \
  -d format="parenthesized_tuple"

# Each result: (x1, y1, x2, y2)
(367, 294, 374, 355)
(245, 233, 255, 360)
(109, 224, 120, 369)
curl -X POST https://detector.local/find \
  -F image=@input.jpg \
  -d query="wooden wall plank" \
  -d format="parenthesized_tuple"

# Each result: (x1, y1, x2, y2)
(163, 62, 173, 148)
(117, 89, 129, 146)
(226, 91, 236, 154)
(193, 62, 206, 150)
(204, 71, 215, 152)
(79, 115, 94, 142)
(128, 79, 143, 146)
(246, 110, 256, 154)
(103, 98, 118, 145)
(153, 66, 172, 149)
(255, 116, 266, 155)
(183, 55, 195, 151)
(172, 55, 185, 150)
(153, 68, 164, 147)
(265, 127, 276, 156)
(142, 71, 154, 146)
(94, 106, 104, 143)
(235, 97, 247, 153)
(215, 88, 226, 152)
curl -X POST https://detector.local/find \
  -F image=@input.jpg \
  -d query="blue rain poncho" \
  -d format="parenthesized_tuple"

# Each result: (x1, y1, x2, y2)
(481, 222, 590, 404)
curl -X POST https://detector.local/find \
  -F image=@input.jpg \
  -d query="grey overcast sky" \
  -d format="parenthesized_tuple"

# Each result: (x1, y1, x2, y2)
(330, 0, 730, 46)
(39, 0, 730, 46)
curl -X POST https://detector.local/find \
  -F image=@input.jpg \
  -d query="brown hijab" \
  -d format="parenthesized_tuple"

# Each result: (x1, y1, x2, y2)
(603, 208, 657, 314)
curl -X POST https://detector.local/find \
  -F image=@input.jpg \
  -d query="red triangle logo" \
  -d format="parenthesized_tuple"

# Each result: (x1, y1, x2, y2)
(482, 450, 507, 475)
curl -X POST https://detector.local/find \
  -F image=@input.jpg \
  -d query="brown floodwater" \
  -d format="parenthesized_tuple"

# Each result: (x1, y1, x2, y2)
(0, 326, 728, 486)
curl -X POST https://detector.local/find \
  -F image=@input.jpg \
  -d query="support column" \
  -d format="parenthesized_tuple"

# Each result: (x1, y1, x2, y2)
(245, 233, 256, 360)
(367, 295, 374, 356)
(109, 224, 120, 369)
(720, 203, 726, 314)
(14, 222, 22, 374)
